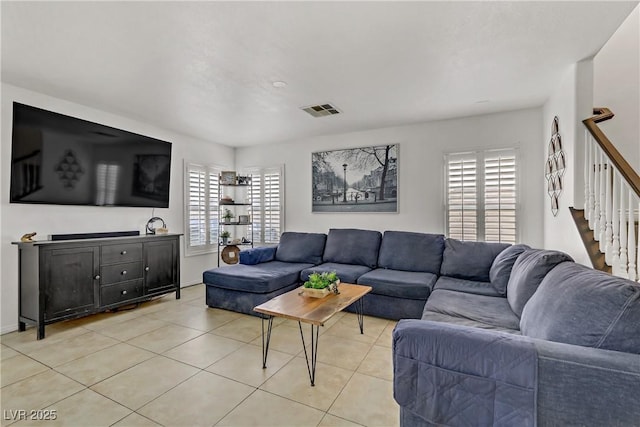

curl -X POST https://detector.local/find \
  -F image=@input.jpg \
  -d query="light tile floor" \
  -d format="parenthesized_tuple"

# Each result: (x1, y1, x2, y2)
(0, 284, 399, 427)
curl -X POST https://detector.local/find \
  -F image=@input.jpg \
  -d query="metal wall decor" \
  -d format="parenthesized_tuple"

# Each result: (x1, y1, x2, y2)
(545, 116, 565, 216)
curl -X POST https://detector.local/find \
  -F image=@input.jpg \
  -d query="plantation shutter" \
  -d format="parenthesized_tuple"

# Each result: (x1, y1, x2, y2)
(446, 154, 478, 241)
(484, 150, 517, 244)
(445, 148, 518, 243)
(185, 162, 221, 255)
(246, 166, 284, 244)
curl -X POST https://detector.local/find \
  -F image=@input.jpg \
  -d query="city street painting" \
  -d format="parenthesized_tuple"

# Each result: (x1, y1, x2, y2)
(312, 144, 398, 213)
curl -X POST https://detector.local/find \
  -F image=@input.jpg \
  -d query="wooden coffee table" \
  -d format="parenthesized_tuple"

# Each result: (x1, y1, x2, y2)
(253, 283, 372, 386)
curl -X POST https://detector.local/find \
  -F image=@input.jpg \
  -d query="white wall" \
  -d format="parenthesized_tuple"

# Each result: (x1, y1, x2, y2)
(542, 63, 592, 266)
(594, 4, 640, 171)
(237, 108, 544, 246)
(0, 84, 235, 334)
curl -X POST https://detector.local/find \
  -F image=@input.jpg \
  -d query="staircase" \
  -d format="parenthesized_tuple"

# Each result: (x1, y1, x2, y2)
(574, 108, 640, 281)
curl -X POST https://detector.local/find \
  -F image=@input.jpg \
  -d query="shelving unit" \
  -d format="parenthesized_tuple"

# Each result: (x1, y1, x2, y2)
(218, 174, 254, 266)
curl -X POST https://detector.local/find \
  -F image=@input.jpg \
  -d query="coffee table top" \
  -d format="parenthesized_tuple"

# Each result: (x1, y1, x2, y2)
(253, 283, 372, 326)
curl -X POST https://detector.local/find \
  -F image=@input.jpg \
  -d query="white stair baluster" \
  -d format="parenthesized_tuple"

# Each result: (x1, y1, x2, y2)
(600, 153, 607, 249)
(604, 160, 613, 263)
(619, 184, 628, 279)
(627, 191, 637, 281)
(611, 172, 620, 275)
(593, 149, 601, 240)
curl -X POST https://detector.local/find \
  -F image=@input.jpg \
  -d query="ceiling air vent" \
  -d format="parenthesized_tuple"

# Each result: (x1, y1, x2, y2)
(301, 103, 341, 118)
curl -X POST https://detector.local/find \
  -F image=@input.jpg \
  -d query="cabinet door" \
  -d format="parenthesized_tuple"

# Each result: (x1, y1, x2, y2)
(42, 246, 99, 320)
(143, 239, 178, 294)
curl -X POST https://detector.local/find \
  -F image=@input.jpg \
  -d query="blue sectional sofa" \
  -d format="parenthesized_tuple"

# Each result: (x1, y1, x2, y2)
(202, 228, 640, 426)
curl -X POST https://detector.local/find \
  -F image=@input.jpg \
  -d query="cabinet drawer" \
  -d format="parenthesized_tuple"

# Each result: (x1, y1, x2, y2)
(101, 280, 143, 306)
(101, 243, 142, 264)
(101, 261, 142, 285)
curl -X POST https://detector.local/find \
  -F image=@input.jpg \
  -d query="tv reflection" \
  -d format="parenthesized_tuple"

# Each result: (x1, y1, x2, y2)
(95, 163, 121, 206)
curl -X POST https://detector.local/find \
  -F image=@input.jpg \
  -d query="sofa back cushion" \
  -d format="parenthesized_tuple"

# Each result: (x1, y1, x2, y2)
(506, 249, 573, 317)
(489, 244, 530, 295)
(521, 262, 640, 354)
(275, 232, 326, 264)
(323, 228, 382, 268)
(439, 239, 509, 282)
(378, 231, 444, 273)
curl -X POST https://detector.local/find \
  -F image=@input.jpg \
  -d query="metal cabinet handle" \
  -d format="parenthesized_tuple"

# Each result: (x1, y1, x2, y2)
(121, 290, 127, 295)
(145, 266, 150, 272)
(121, 270, 127, 275)
(121, 250, 127, 255)
(94, 275, 101, 280)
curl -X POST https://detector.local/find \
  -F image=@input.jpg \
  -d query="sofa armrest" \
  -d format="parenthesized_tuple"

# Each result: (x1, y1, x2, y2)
(393, 319, 537, 427)
(239, 246, 276, 265)
(531, 338, 640, 426)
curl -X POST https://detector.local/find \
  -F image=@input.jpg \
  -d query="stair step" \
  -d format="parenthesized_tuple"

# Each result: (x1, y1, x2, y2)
(569, 207, 611, 273)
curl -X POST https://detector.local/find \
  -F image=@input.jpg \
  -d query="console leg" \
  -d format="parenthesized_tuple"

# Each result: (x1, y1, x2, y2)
(18, 321, 26, 332)
(37, 323, 45, 340)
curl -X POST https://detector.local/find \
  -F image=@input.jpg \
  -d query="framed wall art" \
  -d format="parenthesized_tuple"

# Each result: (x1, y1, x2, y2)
(312, 144, 398, 213)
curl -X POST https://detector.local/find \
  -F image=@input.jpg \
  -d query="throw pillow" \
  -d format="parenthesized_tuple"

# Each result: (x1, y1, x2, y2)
(274, 232, 326, 264)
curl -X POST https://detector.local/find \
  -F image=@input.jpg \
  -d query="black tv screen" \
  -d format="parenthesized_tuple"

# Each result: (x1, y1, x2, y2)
(10, 102, 172, 208)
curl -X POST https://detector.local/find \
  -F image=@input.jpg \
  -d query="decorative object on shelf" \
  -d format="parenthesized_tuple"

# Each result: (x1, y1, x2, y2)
(238, 214, 250, 224)
(221, 245, 240, 264)
(222, 209, 235, 223)
(220, 195, 234, 204)
(230, 238, 242, 245)
(220, 230, 230, 244)
(55, 149, 85, 189)
(300, 271, 340, 298)
(241, 237, 252, 244)
(545, 116, 565, 217)
(220, 171, 237, 185)
(237, 175, 251, 185)
(20, 232, 37, 242)
(146, 217, 167, 235)
(312, 144, 398, 213)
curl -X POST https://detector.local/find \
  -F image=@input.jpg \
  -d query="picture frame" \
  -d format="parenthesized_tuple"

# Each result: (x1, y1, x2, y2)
(220, 171, 237, 185)
(237, 175, 251, 185)
(312, 144, 398, 213)
(238, 214, 250, 224)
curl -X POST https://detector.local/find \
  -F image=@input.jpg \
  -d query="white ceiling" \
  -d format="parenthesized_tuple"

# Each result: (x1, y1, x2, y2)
(2, 1, 637, 147)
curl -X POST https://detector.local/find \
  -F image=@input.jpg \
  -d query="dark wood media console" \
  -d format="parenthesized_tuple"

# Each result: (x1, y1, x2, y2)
(13, 233, 181, 339)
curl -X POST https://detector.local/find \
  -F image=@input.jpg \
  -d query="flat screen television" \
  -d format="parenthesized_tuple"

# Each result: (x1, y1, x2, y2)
(10, 102, 172, 208)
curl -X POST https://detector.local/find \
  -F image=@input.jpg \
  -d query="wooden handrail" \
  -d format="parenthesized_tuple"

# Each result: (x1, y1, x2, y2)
(583, 108, 640, 197)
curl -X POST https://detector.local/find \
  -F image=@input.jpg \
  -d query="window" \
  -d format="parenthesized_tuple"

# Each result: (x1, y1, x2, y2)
(184, 162, 221, 255)
(445, 148, 517, 243)
(245, 166, 284, 244)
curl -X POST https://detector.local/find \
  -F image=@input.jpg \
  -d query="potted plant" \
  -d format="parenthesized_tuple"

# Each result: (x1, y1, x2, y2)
(302, 271, 340, 298)
(222, 209, 235, 223)
(220, 230, 230, 245)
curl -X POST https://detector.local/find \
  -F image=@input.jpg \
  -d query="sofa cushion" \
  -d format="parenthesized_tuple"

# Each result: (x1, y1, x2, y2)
(433, 276, 502, 297)
(239, 246, 276, 265)
(301, 262, 372, 284)
(357, 268, 436, 300)
(274, 232, 326, 264)
(378, 231, 444, 273)
(489, 244, 530, 295)
(323, 228, 382, 268)
(203, 261, 314, 294)
(424, 289, 520, 331)
(439, 239, 510, 282)
(420, 310, 522, 334)
(507, 249, 573, 317)
(521, 262, 640, 354)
